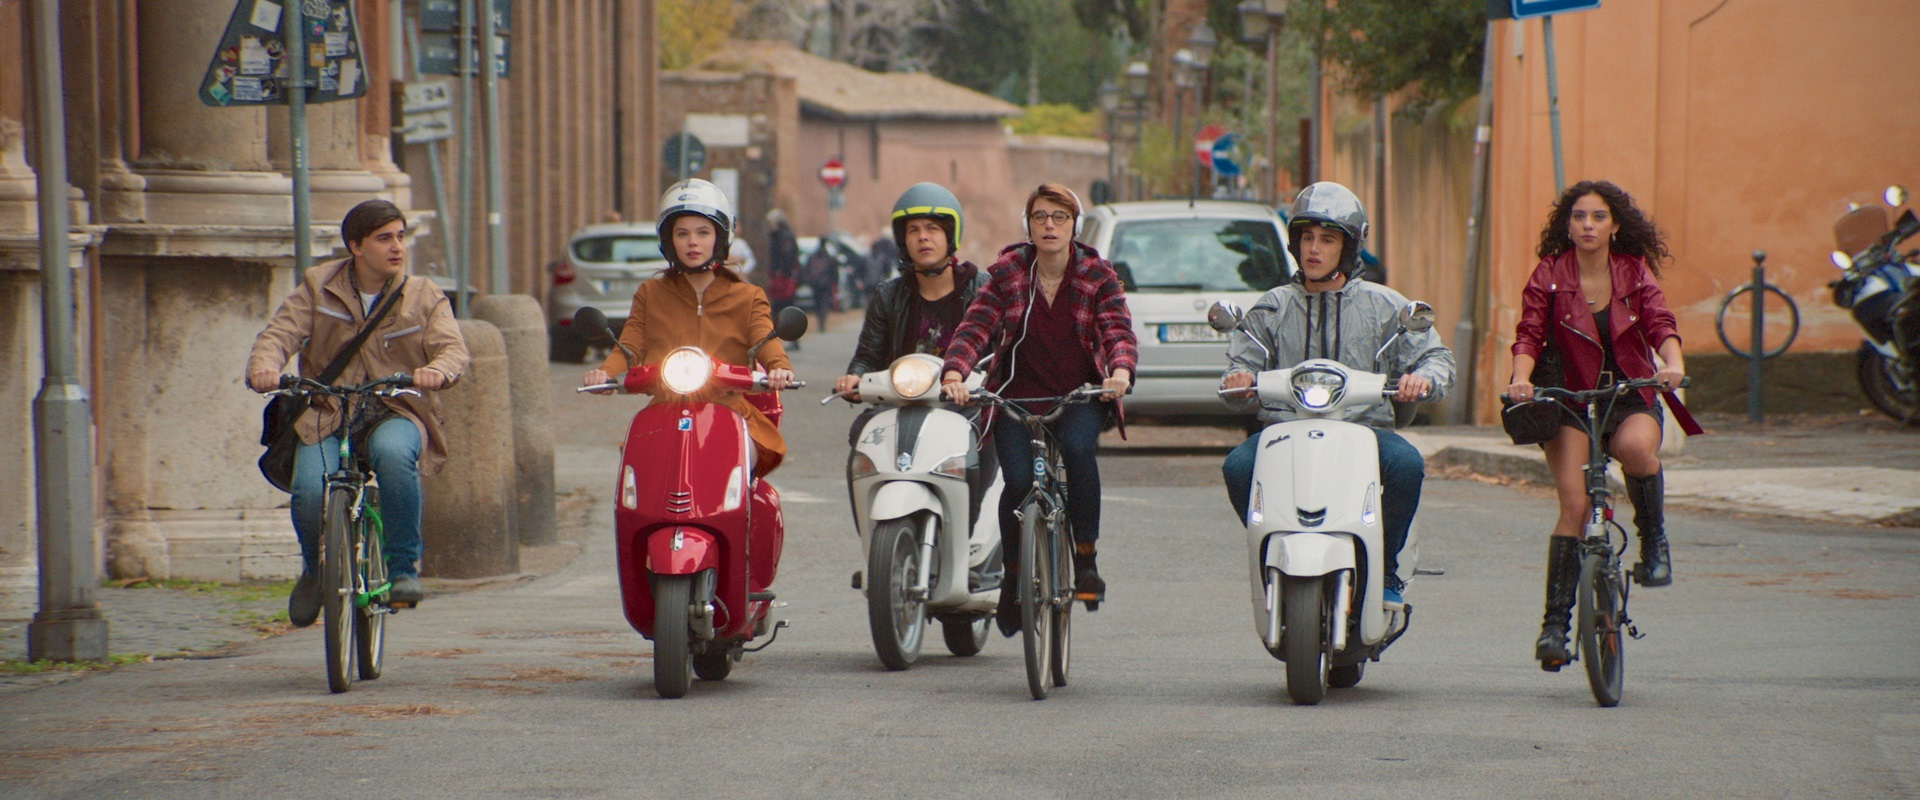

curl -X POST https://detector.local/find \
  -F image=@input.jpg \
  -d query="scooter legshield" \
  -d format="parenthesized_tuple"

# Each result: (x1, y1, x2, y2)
(648, 527, 719, 575)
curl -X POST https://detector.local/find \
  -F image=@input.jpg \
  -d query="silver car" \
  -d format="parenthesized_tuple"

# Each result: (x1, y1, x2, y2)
(1077, 200, 1298, 419)
(545, 222, 668, 362)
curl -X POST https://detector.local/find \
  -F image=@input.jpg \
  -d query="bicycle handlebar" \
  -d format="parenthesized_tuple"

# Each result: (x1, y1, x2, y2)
(272, 373, 419, 399)
(968, 384, 1110, 425)
(1501, 376, 1692, 405)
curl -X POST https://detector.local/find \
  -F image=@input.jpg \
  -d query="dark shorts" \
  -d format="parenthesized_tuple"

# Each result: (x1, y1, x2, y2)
(1559, 389, 1664, 450)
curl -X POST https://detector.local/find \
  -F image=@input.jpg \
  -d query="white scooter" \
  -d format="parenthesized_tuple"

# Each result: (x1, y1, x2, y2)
(1211, 300, 1434, 705)
(828, 353, 1004, 670)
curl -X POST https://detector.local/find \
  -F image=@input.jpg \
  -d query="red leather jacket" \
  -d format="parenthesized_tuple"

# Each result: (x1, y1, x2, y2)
(1513, 251, 1703, 435)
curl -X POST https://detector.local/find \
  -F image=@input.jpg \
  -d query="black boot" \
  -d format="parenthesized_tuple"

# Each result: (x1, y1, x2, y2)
(1073, 544, 1106, 610)
(1536, 536, 1579, 672)
(1626, 470, 1672, 587)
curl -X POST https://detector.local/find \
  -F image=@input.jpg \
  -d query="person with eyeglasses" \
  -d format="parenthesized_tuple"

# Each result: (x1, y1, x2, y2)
(939, 182, 1137, 636)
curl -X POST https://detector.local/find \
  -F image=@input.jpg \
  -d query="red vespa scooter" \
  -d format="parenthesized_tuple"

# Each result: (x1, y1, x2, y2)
(575, 306, 809, 698)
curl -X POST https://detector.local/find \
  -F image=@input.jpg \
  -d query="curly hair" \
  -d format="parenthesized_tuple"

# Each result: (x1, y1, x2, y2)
(1535, 180, 1670, 277)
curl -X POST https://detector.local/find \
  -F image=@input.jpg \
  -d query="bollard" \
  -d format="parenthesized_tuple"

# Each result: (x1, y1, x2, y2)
(1714, 251, 1800, 424)
(471, 295, 557, 545)
(422, 319, 520, 578)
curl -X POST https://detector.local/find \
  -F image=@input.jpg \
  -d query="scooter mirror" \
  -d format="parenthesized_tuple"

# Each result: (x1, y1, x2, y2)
(774, 306, 810, 342)
(1831, 250, 1854, 270)
(1887, 185, 1909, 207)
(1398, 301, 1436, 333)
(573, 307, 617, 345)
(1207, 301, 1245, 333)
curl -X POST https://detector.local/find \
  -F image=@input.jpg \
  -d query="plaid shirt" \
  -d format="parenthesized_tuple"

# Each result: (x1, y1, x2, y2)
(943, 241, 1138, 392)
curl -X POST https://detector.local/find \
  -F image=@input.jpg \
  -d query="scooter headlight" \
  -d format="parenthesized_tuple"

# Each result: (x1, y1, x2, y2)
(1291, 366, 1347, 411)
(889, 357, 938, 400)
(661, 347, 713, 394)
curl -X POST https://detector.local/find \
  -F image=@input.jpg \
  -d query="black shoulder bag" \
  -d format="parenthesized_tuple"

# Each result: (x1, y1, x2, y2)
(258, 277, 407, 492)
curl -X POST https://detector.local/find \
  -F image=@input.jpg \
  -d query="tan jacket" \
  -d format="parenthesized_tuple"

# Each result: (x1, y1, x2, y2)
(248, 258, 470, 476)
(598, 268, 793, 472)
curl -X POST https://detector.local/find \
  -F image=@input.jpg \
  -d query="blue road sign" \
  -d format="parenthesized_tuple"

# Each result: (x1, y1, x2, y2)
(1509, 0, 1600, 20)
(1210, 133, 1244, 178)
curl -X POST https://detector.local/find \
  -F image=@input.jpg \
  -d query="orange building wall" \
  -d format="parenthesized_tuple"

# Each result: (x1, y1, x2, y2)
(1479, 0, 1920, 421)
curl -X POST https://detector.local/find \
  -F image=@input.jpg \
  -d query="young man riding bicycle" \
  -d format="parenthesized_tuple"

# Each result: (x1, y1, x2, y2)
(247, 199, 470, 625)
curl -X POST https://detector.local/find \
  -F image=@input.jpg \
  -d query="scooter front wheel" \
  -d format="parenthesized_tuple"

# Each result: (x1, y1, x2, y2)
(652, 575, 694, 699)
(867, 517, 928, 671)
(1280, 575, 1330, 706)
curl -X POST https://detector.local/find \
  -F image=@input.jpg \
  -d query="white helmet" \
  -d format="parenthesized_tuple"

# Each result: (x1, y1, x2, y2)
(1287, 181, 1369, 279)
(656, 179, 734, 270)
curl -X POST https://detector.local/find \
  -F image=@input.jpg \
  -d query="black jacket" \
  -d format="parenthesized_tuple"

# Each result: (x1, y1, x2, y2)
(844, 260, 988, 376)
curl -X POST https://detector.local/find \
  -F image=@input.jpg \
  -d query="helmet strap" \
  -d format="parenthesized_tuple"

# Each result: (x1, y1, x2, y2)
(912, 255, 955, 277)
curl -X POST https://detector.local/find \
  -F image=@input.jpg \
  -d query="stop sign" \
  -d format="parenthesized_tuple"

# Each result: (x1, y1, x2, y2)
(1194, 124, 1226, 166)
(819, 158, 846, 188)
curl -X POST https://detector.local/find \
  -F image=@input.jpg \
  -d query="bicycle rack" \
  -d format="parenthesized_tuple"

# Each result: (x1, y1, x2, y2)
(1714, 251, 1800, 423)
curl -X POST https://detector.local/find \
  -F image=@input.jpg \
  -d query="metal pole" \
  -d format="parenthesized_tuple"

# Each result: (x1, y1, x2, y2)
(1448, 21, 1498, 426)
(1265, 32, 1279, 203)
(27, 0, 107, 662)
(405, 25, 461, 316)
(481, 0, 507, 296)
(455, 0, 474, 315)
(1307, 39, 1321, 183)
(1543, 15, 1565, 193)
(289, 0, 311, 278)
(1748, 260, 1765, 423)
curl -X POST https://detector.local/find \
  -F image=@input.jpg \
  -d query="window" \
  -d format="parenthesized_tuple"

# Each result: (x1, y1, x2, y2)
(572, 235, 662, 264)
(1108, 219, 1287, 292)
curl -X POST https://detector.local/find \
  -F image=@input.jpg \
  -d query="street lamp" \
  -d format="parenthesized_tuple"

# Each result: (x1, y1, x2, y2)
(1124, 60, 1150, 200)
(1099, 79, 1120, 200)
(1237, 0, 1288, 203)
(1175, 21, 1217, 200)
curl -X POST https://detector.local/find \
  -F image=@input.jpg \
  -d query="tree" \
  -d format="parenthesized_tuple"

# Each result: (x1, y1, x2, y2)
(1291, 0, 1487, 107)
(660, 0, 744, 70)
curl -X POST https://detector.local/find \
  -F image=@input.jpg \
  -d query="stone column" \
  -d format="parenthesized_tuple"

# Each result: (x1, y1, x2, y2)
(0, 0, 43, 617)
(422, 319, 520, 578)
(471, 295, 556, 545)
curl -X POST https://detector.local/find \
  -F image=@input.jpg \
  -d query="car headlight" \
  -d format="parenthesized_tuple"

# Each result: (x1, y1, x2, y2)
(889, 358, 938, 400)
(1291, 367, 1346, 411)
(661, 347, 713, 394)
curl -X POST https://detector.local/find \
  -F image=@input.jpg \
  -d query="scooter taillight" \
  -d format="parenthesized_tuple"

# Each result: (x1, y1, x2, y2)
(621, 465, 637, 509)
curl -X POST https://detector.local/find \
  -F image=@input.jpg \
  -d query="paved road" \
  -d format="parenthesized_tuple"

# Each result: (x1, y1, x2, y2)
(3, 312, 1917, 798)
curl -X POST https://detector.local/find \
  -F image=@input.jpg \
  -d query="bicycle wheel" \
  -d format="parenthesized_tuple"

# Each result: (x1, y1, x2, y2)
(1019, 500, 1052, 700)
(866, 517, 926, 671)
(1048, 523, 1073, 688)
(1577, 549, 1626, 707)
(355, 502, 386, 681)
(652, 574, 693, 699)
(322, 487, 355, 694)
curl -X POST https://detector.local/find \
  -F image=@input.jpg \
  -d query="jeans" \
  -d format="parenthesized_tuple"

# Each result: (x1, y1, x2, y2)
(291, 417, 424, 578)
(1221, 426, 1422, 581)
(994, 403, 1106, 564)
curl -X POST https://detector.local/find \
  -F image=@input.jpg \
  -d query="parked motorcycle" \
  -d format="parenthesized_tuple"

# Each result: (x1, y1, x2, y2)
(829, 353, 1003, 670)
(1828, 185, 1920, 424)
(1209, 300, 1432, 705)
(575, 306, 809, 698)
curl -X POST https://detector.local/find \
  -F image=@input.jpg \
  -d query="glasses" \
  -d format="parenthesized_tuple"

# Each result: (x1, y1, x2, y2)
(1028, 210, 1074, 225)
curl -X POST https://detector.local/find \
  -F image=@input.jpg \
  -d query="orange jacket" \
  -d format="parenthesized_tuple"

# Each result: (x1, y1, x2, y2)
(598, 269, 793, 472)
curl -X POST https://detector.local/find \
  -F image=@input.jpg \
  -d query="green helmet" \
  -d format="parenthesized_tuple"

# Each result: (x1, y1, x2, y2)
(889, 182, 963, 265)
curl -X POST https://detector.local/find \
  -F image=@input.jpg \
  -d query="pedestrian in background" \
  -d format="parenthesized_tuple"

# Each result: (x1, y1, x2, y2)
(1505, 179, 1702, 672)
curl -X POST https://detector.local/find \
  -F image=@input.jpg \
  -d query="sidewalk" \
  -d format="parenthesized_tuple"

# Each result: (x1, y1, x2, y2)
(1406, 411, 1920, 528)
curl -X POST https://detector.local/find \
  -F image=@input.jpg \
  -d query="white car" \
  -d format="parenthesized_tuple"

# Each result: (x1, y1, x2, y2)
(545, 222, 668, 362)
(1077, 200, 1298, 419)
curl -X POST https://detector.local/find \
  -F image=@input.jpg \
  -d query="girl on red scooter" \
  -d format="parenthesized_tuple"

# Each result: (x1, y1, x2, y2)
(582, 179, 797, 474)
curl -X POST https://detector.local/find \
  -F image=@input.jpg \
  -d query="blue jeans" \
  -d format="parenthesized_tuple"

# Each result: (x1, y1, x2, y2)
(291, 417, 424, 578)
(993, 403, 1107, 562)
(1221, 426, 1422, 582)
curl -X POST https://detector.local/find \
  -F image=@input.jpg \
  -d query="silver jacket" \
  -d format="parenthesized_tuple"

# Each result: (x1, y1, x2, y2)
(1222, 279, 1455, 428)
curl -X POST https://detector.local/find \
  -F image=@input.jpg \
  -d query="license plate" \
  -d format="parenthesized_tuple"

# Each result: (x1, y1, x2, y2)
(1159, 323, 1229, 343)
(594, 279, 614, 295)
